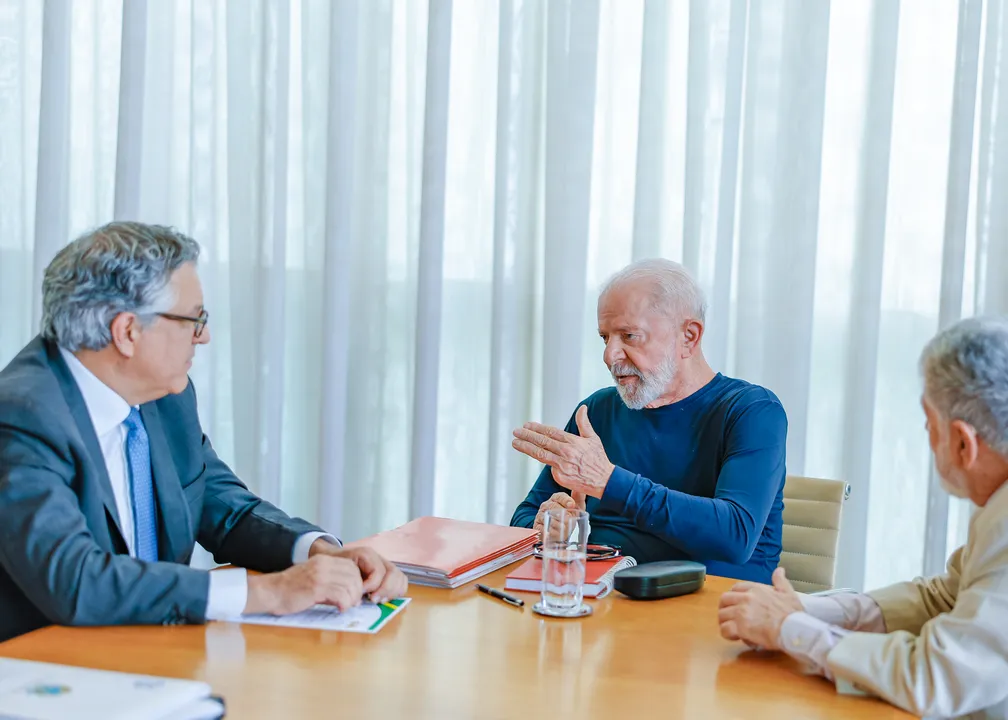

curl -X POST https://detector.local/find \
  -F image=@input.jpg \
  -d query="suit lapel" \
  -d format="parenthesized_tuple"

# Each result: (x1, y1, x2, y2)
(140, 403, 192, 562)
(45, 340, 126, 545)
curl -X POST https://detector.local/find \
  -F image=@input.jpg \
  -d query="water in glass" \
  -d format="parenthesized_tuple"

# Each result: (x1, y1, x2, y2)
(540, 507, 589, 615)
(541, 544, 588, 614)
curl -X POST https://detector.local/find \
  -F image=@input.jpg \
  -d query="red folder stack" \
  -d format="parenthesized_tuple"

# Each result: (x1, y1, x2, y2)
(346, 517, 538, 589)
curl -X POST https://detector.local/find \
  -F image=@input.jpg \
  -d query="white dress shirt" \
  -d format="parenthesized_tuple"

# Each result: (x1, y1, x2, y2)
(778, 592, 887, 682)
(59, 348, 336, 619)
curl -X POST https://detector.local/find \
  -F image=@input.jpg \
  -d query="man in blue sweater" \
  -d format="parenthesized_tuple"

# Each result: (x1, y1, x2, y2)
(510, 259, 787, 583)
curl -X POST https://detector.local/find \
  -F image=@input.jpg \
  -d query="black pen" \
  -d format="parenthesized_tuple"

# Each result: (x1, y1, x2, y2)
(476, 584, 525, 608)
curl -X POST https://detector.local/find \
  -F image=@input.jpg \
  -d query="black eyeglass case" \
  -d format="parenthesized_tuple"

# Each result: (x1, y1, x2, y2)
(613, 560, 707, 600)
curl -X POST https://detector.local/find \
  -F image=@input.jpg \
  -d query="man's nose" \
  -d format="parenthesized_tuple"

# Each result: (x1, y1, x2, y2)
(603, 340, 624, 367)
(195, 326, 211, 345)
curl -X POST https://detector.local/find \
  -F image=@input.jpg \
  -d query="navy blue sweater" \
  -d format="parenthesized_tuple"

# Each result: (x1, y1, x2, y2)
(511, 374, 787, 583)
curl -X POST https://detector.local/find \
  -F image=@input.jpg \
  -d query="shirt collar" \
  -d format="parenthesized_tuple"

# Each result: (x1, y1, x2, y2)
(980, 477, 1008, 517)
(58, 346, 132, 437)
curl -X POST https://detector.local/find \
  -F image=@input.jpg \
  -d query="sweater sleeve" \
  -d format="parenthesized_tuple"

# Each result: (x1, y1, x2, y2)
(596, 399, 787, 566)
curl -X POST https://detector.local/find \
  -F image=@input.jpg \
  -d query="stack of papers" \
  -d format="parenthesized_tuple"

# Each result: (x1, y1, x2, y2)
(347, 517, 538, 589)
(0, 658, 222, 720)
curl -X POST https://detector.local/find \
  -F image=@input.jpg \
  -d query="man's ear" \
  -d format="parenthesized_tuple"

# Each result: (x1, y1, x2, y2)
(109, 312, 139, 358)
(950, 419, 980, 470)
(682, 319, 704, 357)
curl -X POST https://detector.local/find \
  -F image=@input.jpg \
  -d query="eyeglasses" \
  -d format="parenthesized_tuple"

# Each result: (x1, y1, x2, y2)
(157, 309, 209, 338)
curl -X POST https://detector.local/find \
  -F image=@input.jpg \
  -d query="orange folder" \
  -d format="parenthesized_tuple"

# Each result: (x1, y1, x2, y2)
(347, 517, 538, 589)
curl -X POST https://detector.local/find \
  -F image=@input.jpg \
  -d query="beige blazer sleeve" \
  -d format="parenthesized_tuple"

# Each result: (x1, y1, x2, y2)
(825, 486, 1008, 719)
(866, 545, 963, 635)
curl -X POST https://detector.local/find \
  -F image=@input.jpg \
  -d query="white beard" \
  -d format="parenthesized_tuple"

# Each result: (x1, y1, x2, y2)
(611, 353, 678, 410)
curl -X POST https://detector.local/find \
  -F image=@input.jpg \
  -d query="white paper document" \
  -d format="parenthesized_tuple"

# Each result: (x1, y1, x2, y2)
(0, 658, 217, 720)
(224, 598, 410, 634)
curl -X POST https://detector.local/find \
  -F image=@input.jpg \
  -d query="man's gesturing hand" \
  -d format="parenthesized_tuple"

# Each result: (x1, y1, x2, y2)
(512, 405, 615, 499)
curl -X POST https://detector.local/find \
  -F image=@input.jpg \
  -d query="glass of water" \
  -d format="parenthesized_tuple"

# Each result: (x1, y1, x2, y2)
(540, 508, 589, 616)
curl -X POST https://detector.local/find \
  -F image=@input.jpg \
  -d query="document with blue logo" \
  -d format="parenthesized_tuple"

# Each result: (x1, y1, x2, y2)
(0, 658, 218, 719)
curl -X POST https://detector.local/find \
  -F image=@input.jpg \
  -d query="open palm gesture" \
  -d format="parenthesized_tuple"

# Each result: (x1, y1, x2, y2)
(511, 405, 615, 499)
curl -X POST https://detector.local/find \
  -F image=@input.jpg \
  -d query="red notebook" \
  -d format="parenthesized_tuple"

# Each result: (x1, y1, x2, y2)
(504, 555, 637, 597)
(347, 517, 538, 589)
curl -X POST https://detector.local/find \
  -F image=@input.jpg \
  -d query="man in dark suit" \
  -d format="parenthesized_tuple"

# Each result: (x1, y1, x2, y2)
(0, 221, 406, 642)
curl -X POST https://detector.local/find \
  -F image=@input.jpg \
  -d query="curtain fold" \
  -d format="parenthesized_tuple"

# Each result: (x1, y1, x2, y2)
(3, 0, 1007, 590)
(485, 0, 545, 526)
(316, 0, 361, 534)
(833, 0, 900, 594)
(924, 0, 983, 578)
(410, 0, 451, 521)
(31, 0, 71, 329)
(542, 0, 599, 429)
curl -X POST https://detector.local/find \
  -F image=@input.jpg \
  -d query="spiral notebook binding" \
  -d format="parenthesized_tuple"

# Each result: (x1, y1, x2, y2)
(595, 556, 637, 598)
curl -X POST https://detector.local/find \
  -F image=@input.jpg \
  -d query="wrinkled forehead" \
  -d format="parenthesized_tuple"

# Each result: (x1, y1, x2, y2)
(600, 280, 655, 313)
(598, 281, 670, 327)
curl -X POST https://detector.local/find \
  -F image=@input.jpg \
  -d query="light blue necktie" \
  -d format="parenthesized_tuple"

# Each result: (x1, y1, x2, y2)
(124, 408, 159, 562)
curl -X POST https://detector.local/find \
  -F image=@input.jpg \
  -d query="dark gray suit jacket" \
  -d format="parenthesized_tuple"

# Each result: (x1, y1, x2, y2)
(0, 337, 324, 642)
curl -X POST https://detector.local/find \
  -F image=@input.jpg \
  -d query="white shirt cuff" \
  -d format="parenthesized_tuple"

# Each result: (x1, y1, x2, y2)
(799, 593, 853, 626)
(205, 568, 248, 620)
(292, 532, 341, 564)
(779, 611, 848, 681)
(799, 591, 886, 632)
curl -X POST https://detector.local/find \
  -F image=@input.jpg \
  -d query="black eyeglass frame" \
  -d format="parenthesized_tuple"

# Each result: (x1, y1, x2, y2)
(157, 309, 209, 338)
(531, 542, 622, 561)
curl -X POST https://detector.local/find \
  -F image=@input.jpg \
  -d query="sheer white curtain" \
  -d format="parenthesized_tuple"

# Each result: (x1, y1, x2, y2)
(2, 0, 1006, 590)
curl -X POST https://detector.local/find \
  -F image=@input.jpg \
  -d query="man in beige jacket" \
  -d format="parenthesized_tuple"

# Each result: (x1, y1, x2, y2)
(718, 316, 1008, 719)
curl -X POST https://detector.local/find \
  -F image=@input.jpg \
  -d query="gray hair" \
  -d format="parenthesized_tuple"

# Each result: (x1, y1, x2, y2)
(599, 258, 707, 323)
(41, 222, 201, 352)
(920, 316, 1008, 457)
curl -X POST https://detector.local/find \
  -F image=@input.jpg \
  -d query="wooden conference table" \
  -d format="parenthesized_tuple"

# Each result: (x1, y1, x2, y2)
(0, 570, 909, 719)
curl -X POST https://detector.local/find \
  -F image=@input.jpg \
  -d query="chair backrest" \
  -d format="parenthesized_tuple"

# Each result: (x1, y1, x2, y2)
(779, 475, 850, 593)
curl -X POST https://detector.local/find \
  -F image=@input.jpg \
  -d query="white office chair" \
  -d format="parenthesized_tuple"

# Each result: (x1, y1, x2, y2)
(779, 475, 850, 594)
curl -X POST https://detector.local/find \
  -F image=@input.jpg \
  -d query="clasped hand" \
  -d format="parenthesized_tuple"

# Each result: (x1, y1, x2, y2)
(245, 543, 408, 616)
(717, 568, 803, 650)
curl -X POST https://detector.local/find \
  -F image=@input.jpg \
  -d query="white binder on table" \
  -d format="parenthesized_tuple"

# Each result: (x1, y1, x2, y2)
(0, 658, 224, 720)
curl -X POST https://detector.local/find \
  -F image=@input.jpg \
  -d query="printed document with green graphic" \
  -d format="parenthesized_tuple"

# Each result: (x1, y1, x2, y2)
(226, 598, 410, 634)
